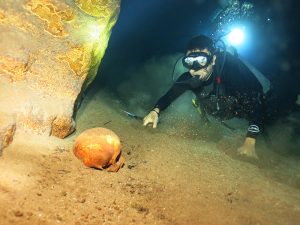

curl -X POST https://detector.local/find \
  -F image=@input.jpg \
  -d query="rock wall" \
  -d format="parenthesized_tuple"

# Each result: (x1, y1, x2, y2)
(0, 0, 120, 150)
(0, 112, 16, 155)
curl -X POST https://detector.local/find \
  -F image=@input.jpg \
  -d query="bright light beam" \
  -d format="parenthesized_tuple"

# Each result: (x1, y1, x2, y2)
(88, 23, 103, 41)
(228, 28, 245, 46)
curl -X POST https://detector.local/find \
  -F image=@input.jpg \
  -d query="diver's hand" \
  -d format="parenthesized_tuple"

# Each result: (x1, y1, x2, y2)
(143, 108, 159, 128)
(237, 137, 258, 159)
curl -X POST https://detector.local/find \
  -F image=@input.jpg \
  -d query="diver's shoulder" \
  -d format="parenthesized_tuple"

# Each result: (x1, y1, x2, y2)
(217, 50, 238, 60)
(217, 50, 241, 66)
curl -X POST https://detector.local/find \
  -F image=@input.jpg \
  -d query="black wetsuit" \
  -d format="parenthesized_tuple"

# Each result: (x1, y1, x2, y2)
(154, 52, 264, 138)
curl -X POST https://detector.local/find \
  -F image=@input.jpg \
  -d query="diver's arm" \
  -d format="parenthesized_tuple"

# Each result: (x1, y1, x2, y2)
(143, 72, 191, 128)
(222, 55, 265, 158)
(154, 72, 191, 112)
(238, 92, 264, 159)
(249, 93, 264, 131)
(233, 59, 264, 158)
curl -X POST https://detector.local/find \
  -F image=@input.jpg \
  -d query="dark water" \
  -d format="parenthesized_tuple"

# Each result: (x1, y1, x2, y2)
(98, 0, 300, 90)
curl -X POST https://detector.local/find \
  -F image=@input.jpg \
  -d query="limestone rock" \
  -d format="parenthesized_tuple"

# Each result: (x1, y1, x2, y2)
(0, 0, 120, 138)
(51, 114, 75, 139)
(0, 112, 16, 154)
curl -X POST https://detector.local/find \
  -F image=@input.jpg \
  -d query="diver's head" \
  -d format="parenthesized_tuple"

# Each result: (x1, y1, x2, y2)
(187, 35, 215, 53)
(182, 35, 216, 81)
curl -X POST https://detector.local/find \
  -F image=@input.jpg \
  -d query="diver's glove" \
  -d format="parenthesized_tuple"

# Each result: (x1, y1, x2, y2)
(237, 137, 258, 159)
(143, 108, 160, 128)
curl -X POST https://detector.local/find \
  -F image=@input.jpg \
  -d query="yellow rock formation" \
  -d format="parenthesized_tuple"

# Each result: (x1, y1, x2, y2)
(0, 0, 120, 146)
(24, 0, 74, 37)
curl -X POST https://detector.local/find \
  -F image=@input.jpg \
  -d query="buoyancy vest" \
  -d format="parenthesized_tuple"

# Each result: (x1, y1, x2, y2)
(196, 50, 269, 120)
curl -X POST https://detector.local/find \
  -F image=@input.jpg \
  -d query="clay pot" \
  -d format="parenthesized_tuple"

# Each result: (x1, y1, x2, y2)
(73, 127, 125, 172)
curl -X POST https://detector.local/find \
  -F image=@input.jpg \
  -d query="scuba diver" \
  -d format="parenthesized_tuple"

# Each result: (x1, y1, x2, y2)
(143, 35, 267, 159)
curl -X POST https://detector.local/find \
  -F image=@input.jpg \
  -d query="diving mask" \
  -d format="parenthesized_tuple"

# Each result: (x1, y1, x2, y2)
(182, 52, 213, 70)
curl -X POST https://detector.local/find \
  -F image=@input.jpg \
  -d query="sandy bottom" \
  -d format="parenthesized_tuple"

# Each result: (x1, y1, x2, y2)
(0, 88, 300, 225)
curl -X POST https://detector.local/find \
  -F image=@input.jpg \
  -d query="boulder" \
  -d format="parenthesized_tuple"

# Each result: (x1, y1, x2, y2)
(0, 0, 120, 138)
